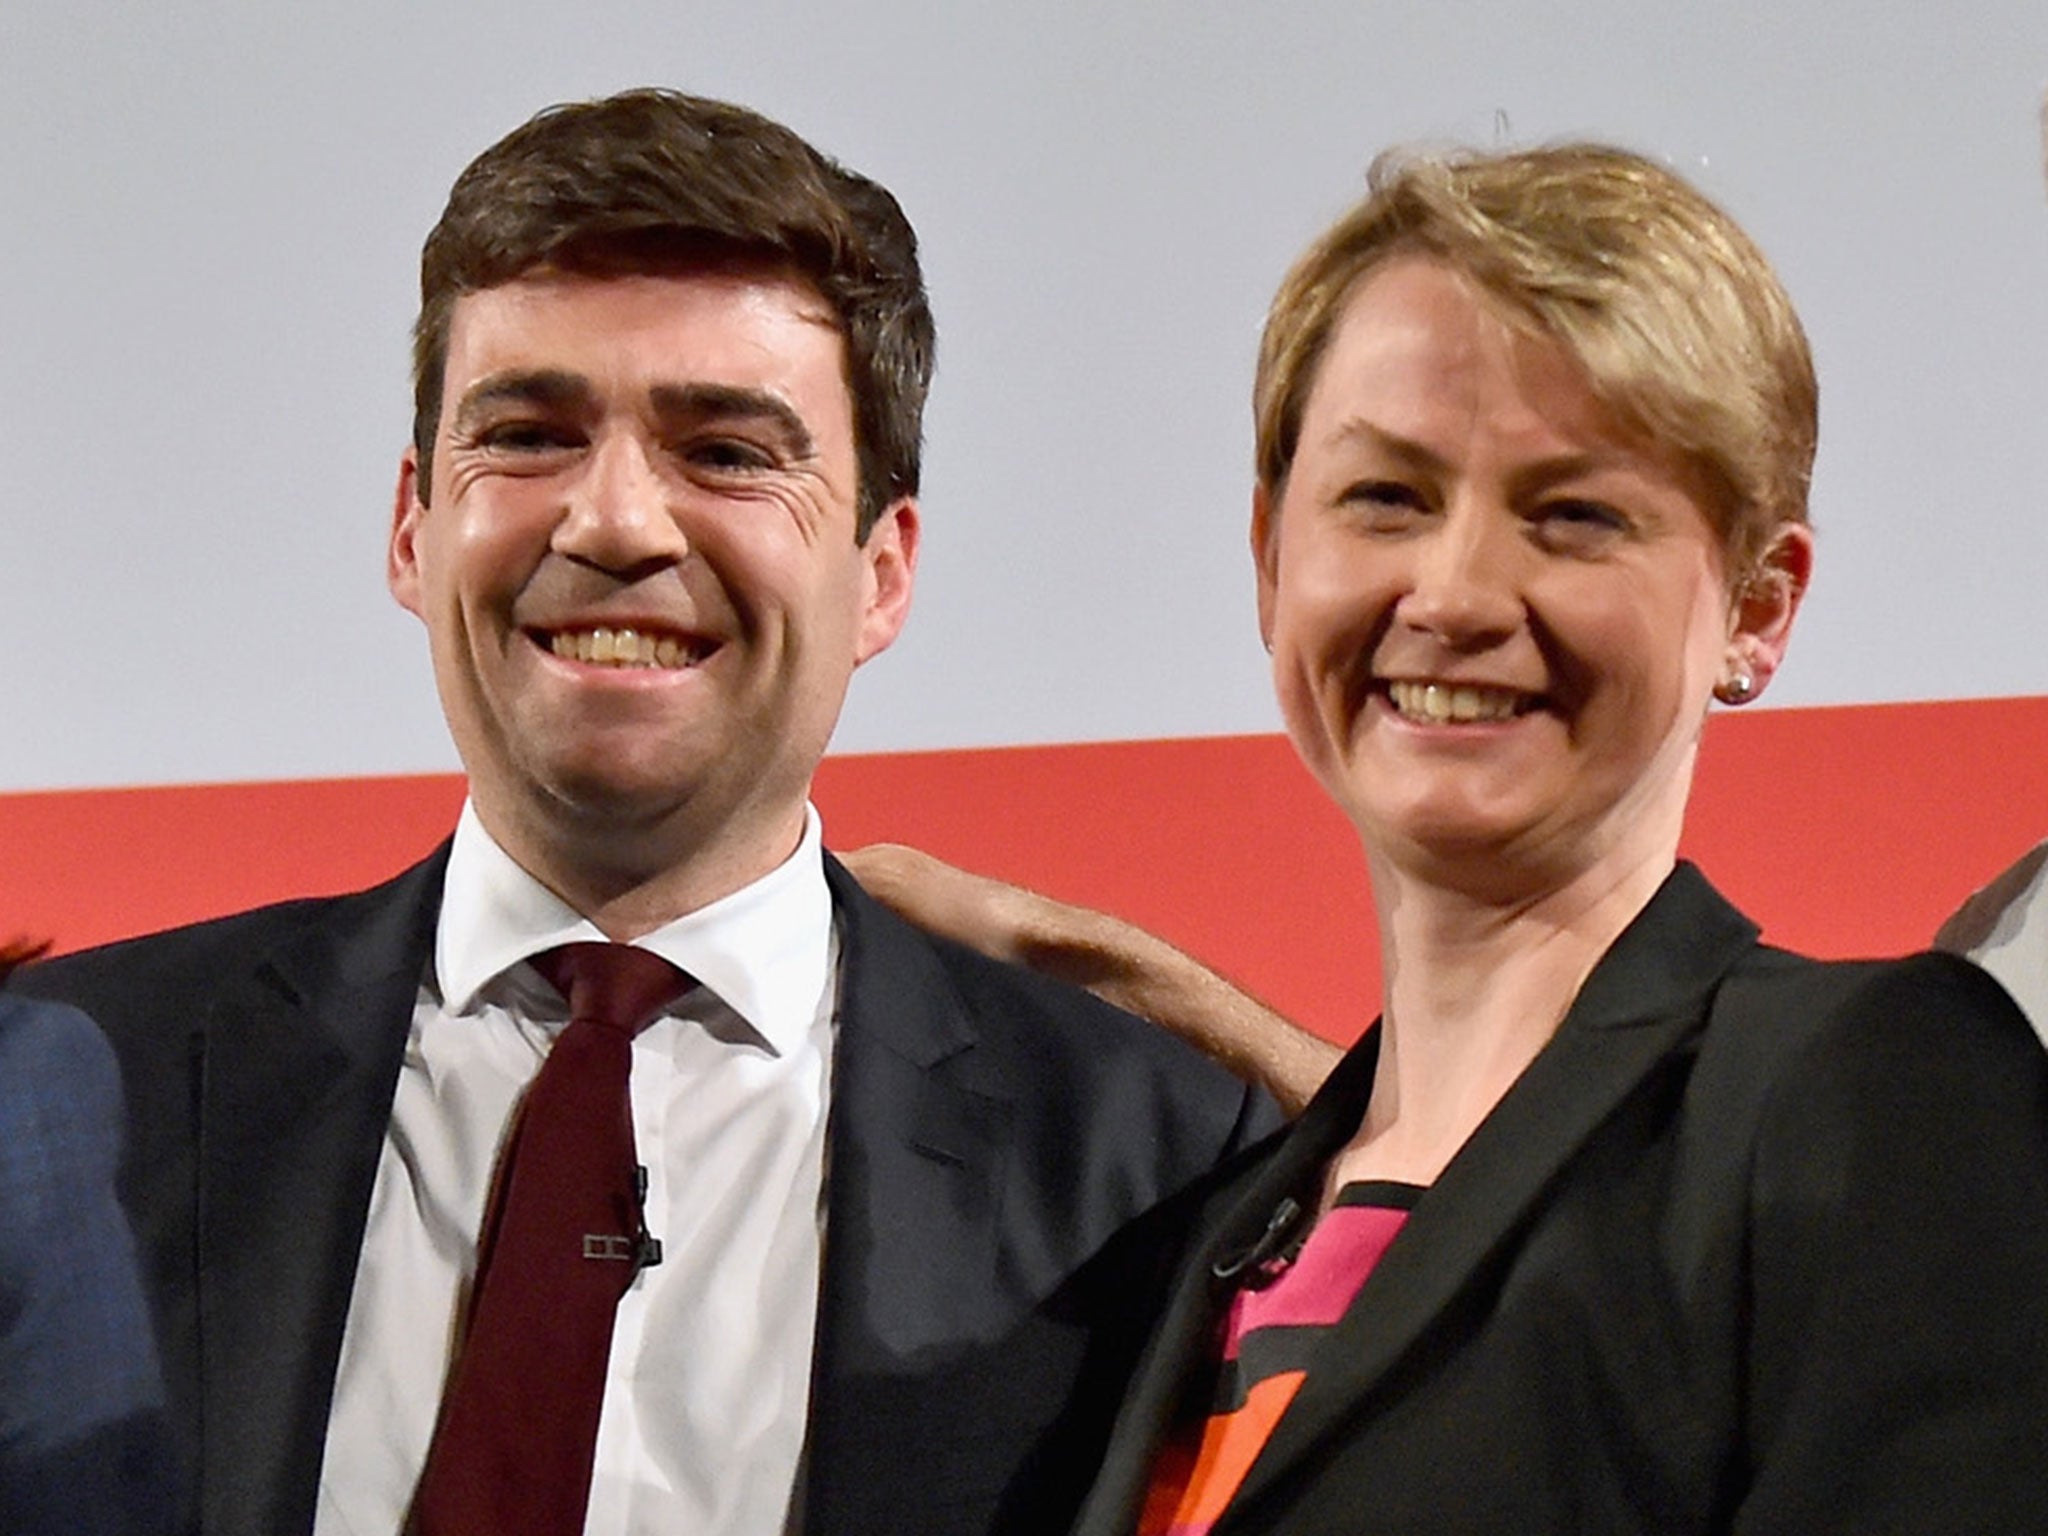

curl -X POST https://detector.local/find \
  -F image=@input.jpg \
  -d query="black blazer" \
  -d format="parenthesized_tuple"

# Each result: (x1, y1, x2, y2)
(1074, 864, 2048, 1536)
(16, 848, 1276, 1536)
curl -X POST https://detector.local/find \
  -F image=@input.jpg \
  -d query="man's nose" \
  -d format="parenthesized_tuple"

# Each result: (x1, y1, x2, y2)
(1392, 501, 1524, 649)
(554, 432, 689, 574)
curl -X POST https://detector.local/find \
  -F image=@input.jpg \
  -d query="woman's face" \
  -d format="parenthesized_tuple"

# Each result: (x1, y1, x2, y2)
(1256, 256, 1802, 891)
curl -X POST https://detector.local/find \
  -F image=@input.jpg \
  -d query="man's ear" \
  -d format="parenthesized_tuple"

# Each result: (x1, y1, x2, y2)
(1721, 520, 1813, 702)
(387, 448, 428, 619)
(854, 498, 920, 665)
(1252, 484, 1280, 653)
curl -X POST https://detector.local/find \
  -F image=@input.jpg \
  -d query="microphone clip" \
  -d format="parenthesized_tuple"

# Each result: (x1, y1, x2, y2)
(1211, 1195, 1306, 1289)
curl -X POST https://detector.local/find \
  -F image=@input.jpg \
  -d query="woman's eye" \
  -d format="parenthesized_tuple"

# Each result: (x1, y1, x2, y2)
(1345, 479, 1422, 506)
(1537, 499, 1629, 550)
(1341, 480, 1429, 529)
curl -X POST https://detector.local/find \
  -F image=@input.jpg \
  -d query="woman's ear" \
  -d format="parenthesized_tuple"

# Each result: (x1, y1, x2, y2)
(1252, 484, 1280, 653)
(1717, 521, 1813, 704)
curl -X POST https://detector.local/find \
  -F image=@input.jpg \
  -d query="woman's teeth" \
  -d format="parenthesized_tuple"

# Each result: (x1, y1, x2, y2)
(1387, 681, 1529, 723)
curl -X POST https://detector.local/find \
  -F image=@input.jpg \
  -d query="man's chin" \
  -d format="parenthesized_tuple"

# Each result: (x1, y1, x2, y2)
(543, 770, 712, 832)
(541, 758, 798, 844)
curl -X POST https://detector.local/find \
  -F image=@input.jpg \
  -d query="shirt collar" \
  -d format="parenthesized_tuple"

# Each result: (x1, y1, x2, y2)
(435, 799, 834, 1056)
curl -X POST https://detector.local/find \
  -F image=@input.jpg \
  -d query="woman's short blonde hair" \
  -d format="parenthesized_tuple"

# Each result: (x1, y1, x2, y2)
(1254, 143, 1817, 583)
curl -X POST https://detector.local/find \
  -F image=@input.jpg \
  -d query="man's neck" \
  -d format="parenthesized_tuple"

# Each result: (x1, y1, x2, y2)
(474, 796, 810, 941)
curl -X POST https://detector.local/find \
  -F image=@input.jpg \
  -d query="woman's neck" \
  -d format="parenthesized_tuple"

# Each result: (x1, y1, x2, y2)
(1328, 845, 1676, 1191)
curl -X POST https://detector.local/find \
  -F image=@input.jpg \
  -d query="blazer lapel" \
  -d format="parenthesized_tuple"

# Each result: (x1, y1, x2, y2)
(804, 861, 1017, 1530)
(811, 859, 1013, 1362)
(1223, 865, 1761, 1528)
(1073, 1036, 1379, 1536)
(194, 849, 446, 1535)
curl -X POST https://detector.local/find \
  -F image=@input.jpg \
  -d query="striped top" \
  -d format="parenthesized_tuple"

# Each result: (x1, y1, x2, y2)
(1138, 1181, 1423, 1536)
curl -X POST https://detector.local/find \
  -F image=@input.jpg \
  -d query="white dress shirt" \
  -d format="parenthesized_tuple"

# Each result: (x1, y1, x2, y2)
(314, 802, 837, 1536)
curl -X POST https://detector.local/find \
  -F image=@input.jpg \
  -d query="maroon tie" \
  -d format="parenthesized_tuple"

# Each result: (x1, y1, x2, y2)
(410, 943, 690, 1536)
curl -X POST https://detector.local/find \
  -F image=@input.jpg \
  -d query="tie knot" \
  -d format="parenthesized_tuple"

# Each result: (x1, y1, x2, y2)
(531, 943, 691, 1036)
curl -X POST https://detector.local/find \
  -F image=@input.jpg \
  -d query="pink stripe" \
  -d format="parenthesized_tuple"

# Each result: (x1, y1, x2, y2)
(1223, 1206, 1407, 1352)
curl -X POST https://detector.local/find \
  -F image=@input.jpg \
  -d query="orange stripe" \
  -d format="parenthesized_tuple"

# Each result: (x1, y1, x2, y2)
(1139, 1370, 1307, 1535)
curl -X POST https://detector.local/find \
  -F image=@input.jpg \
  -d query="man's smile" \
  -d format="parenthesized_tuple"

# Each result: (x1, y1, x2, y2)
(533, 625, 718, 670)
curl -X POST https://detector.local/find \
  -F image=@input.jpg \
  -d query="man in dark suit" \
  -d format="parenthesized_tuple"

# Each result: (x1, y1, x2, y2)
(15, 90, 1274, 1536)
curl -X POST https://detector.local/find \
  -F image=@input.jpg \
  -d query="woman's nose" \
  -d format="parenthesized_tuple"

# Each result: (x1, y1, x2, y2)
(1393, 503, 1523, 648)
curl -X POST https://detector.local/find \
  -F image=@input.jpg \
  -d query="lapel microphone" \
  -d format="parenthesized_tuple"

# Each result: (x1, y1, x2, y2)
(633, 1163, 664, 1272)
(1211, 1194, 1307, 1288)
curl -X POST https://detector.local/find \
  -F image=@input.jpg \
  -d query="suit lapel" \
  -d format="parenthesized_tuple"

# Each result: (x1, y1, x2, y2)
(194, 849, 446, 1534)
(804, 861, 1016, 1530)
(1227, 865, 1760, 1528)
(812, 859, 1013, 1361)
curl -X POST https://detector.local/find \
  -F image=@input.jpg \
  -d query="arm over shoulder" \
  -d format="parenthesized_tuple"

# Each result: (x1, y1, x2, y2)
(841, 843, 1340, 1113)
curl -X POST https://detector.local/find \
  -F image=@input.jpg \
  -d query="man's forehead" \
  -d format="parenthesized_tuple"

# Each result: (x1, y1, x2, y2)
(441, 263, 847, 385)
(470, 252, 839, 325)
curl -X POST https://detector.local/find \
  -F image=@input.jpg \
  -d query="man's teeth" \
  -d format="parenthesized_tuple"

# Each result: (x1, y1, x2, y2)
(549, 628, 701, 670)
(1387, 680, 1529, 724)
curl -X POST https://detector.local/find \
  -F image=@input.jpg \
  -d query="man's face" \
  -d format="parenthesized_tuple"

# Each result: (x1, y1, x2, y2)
(389, 265, 916, 891)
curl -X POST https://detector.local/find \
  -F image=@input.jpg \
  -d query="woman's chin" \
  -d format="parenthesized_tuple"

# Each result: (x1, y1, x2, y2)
(1347, 789, 1549, 865)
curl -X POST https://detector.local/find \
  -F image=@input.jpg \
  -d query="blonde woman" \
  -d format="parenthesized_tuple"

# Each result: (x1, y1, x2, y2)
(854, 145, 2048, 1534)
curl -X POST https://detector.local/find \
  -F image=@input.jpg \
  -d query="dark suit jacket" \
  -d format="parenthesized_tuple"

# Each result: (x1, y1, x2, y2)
(1074, 864, 2048, 1536)
(15, 848, 1275, 1536)
(0, 994, 180, 1535)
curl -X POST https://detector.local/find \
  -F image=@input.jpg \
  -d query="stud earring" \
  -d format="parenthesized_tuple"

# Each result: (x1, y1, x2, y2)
(1715, 672, 1755, 705)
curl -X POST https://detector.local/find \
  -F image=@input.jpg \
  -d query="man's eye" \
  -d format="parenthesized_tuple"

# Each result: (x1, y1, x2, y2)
(686, 438, 776, 473)
(476, 422, 578, 453)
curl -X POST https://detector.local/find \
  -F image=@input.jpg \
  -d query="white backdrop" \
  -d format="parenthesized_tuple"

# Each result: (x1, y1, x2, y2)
(5, 0, 2046, 792)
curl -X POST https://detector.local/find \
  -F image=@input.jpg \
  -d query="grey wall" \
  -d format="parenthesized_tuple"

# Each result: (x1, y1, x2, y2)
(6, 1, 2046, 790)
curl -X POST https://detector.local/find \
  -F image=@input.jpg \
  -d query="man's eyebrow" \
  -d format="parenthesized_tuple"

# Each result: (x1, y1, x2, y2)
(451, 369, 593, 433)
(649, 383, 816, 458)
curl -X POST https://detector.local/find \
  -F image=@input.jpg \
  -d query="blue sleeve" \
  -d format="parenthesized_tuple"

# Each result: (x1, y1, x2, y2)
(0, 996, 181, 1535)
